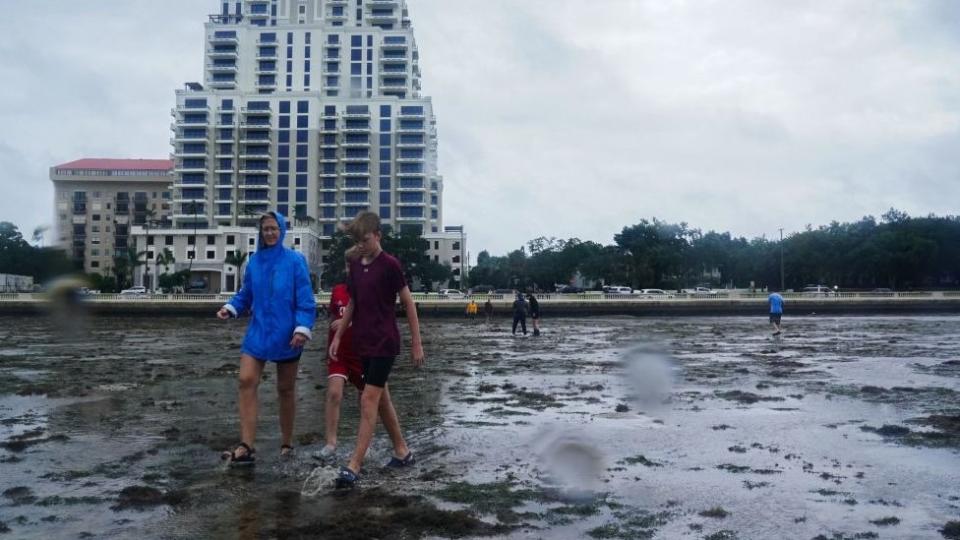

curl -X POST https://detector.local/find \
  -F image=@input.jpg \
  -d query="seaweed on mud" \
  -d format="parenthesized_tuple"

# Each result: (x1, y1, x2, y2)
(868, 516, 899, 526)
(942, 521, 960, 539)
(0, 433, 70, 452)
(699, 507, 729, 519)
(273, 488, 510, 539)
(714, 391, 785, 404)
(618, 455, 664, 467)
(861, 414, 960, 448)
(704, 531, 739, 540)
(586, 510, 670, 539)
(433, 481, 550, 516)
(3, 486, 37, 505)
(110, 485, 187, 511)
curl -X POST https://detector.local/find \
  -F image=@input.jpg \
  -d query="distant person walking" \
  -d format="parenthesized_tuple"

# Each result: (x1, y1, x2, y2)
(329, 211, 425, 488)
(217, 212, 316, 466)
(483, 298, 494, 324)
(527, 293, 541, 336)
(512, 292, 528, 336)
(768, 290, 784, 336)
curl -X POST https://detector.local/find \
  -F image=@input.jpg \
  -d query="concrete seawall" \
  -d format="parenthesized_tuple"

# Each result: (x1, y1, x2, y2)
(3, 293, 959, 317)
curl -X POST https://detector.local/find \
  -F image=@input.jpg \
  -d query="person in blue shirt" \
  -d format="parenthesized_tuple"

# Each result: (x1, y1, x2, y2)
(216, 211, 316, 465)
(768, 290, 784, 336)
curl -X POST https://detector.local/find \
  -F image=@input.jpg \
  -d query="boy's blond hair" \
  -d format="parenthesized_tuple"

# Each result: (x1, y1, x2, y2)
(346, 211, 381, 243)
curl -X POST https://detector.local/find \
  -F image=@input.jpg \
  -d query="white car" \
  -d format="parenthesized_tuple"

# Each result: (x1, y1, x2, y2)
(604, 286, 633, 295)
(439, 289, 465, 299)
(685, 287, 718, 296)
(633, 288, 675, 298)
(120, 286, 148, 296)
(802, 285, 834, 297)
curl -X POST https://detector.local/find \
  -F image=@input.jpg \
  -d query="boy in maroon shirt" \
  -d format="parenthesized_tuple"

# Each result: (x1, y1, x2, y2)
(329, 212, 425, 487)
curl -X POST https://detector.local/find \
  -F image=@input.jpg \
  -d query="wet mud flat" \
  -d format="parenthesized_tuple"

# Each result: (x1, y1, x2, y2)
(1, 315, 959, 539)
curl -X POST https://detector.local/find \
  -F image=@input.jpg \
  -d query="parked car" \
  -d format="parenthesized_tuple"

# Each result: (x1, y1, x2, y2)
(439, 288, 465, 299)
(603, 286, 633, 295)
(801, 285, 833, 297)
(633, 288, 675, 298)
(119, 286, 147, 296)
(684, 286, 717, 295)
(557, 285, 585, 294)
(492, 288, 517, 296)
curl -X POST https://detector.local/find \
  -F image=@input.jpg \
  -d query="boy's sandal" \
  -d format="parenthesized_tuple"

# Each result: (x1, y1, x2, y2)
(386, 452, 415, 468)
(221, 442, 256, 466)
(280, 444, 294, 457)
(335, 466, 360, 489)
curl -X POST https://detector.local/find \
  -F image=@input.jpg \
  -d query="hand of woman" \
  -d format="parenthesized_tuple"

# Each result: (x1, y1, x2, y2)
(216, 307, 231, 320)
(289, 332, 308, 348)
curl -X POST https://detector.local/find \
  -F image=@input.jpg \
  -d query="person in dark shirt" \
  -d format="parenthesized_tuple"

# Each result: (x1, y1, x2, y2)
(527, 293, 541, 336)
(483, 298, 494, 324)
(512, 292, 528, 336)
(329, 212, 425, 488)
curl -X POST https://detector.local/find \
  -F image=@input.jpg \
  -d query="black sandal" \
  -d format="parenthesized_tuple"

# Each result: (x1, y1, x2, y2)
(221, 442, 256, 466)
(280, 444, 294, 458)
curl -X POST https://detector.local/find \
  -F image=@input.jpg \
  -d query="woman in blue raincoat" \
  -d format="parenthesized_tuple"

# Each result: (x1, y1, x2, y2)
(217, 211, 316, 465)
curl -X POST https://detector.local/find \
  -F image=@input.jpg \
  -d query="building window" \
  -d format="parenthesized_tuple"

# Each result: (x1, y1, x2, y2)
(165, 236, 173, 246)
(226, 235, 235, 245)
(187, 250, 195, 260)
(207, 235, 216, 244)
(207, 250, 216, 260)
(147, 236, 154, 246)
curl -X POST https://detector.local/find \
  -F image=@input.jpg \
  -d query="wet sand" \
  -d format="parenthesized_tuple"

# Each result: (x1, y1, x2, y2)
(1, 315, 959, 539)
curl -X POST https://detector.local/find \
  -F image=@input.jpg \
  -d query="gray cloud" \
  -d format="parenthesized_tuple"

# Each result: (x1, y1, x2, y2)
(1, 0, 958, 261)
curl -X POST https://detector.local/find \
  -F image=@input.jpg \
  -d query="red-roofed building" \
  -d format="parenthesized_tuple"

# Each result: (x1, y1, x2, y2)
(50, 158, 174, 278)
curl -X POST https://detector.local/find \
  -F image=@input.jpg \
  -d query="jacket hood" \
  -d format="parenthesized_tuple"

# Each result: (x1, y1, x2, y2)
(256, 211, 288, 253)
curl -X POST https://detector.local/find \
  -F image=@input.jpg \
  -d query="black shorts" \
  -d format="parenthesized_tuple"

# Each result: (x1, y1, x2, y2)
(769, 314, 782, 324)
(530, 311, 540, 320)
(362, 356, 396, 388)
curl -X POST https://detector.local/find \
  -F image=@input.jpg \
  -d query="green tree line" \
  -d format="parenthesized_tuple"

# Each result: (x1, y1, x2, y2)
(469, 210, 960, 291)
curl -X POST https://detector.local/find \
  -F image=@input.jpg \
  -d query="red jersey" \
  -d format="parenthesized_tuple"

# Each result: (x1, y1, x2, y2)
(327, 284, 359, 362)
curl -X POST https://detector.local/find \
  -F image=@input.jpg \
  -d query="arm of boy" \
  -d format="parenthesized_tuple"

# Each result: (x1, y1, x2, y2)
(329, 298, 354, 361)
(398, 286, 425, 367)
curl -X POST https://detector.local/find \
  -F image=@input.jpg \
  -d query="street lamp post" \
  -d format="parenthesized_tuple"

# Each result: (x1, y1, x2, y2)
(779, 227, 785, 291)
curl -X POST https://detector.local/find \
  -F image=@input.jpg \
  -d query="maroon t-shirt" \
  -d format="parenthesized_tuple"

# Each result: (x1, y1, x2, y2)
(347, 251, 407, 358)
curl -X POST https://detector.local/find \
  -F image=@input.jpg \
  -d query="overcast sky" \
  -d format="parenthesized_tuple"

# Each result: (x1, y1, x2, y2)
(2, 1, 958, 258)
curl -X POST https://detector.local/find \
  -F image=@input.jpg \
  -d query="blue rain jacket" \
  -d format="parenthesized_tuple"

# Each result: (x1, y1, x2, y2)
(224, 212, 316, 361)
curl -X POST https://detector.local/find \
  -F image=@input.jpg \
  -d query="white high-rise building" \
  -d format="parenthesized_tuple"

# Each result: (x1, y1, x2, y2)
(132, 0, 467, 291)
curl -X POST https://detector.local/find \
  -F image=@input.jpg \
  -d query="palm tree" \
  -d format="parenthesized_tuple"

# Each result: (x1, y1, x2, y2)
(155, 248, 175, 292)
(224, 250, 248, 292)
(32, 225, 49, 247)
(125, 249, 148, 289)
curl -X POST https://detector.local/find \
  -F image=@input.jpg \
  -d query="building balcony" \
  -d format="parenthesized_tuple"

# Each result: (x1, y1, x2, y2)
(256, 67, 278, 76)
(207, 63, 238, 74)
(395, 157, 424, 163)
(369, 0, 399, 6)
(216, 133, 236, 143)
(319, 141, 338, 148)
(209, 34, 239, 45)
(214, 214, 234, 221)
(342, 126, 370, 133)
(340, 156, 370, 163)
(394, 216, 425, 222)
(342, 111, 370, 119)
(327, 14, 347, 22)
(239, 151, 271, 159)
(255, 79, 277, 90)
(238, 167, 272, 175)
(341, 171, 370, 177)
(174, 165, 208, 173)
(396, 201, 425, 207)
(241, 105, 272, 115)
(173, 150, 208, 159)
(238, 196, 272, 205)
(318, 201, 338, 207)
(380, 55, 407, 63)
(208, 80, 237, 90)
(207, 48, 239, 58)
(396, 141, 425, 148)
(172, 197, 208, 205)
(239, 121, 272, 129)
(396, 186, 426, 192)
(257, 49, 278, 60)
(241, 179, 271, 189)
(319, 126, 339, 134)
(341, 139, 370, 147)
(172, 213, 209, 221)
(239, 135, 271, 144)
(397, 111, 425, 119)
(381, 41, 407, 51)
(366, 13, 397, 23)
(319, 156, 339, 163)
(396, 126, 424, 134)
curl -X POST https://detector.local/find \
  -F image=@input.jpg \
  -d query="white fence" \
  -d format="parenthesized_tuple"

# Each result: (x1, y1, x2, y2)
(0, 291, 955, 304)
